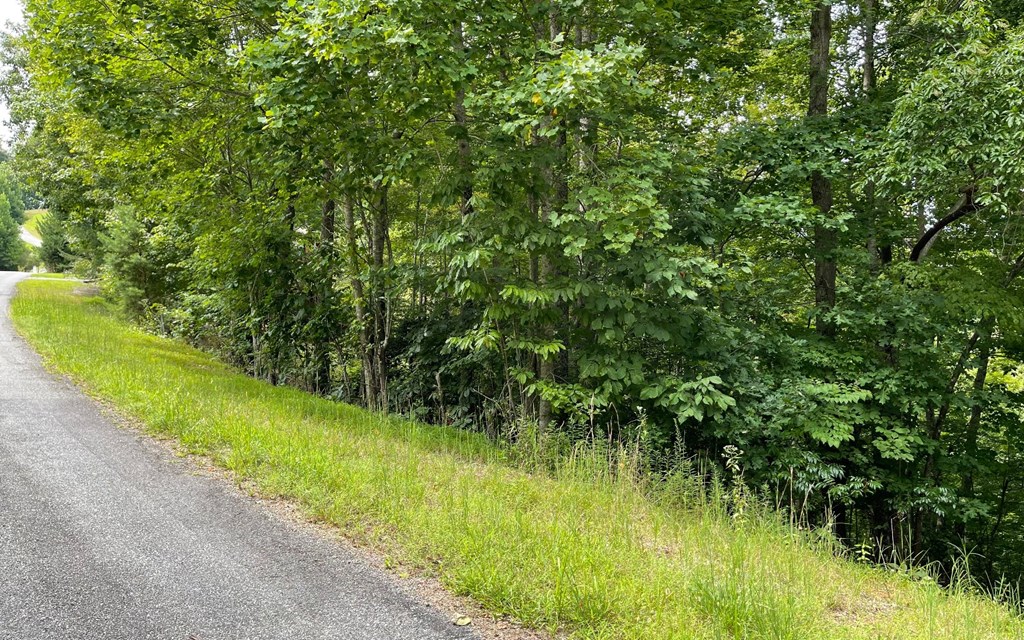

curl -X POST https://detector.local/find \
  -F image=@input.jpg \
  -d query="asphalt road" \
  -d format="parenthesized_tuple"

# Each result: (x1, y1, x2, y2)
(19, 228, 41, 248)
(0, 272, 475, 640)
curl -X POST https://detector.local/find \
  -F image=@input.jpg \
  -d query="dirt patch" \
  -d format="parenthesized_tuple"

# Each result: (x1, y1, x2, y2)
(72, 284, 101, 297)
(829, 588, 899, 626)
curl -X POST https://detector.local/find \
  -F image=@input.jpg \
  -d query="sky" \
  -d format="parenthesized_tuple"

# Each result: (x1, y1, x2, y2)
(0, 0, 20, 26)
(0, 0, 23, 146)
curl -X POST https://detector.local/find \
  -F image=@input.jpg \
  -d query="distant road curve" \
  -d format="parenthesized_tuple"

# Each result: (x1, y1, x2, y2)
(0, 271, 474, 640)
(19, 227, 41, 248)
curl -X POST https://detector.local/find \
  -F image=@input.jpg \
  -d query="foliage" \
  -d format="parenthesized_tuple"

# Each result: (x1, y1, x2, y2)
(0, 160, 29, 270)
(8, 0, 1024, 592)
(13, 277, 1024, 640)
(0, 198, 21, 270)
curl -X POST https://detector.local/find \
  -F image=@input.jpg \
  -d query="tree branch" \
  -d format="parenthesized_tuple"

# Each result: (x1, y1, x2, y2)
(910, 188, 980, 262)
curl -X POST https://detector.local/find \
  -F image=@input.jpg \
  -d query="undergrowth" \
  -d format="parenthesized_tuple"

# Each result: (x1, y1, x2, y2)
(11, 278, 1024, 640)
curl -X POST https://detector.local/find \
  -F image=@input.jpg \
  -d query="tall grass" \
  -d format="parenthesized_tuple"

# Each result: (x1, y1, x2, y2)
(11, 278, 1024, 640)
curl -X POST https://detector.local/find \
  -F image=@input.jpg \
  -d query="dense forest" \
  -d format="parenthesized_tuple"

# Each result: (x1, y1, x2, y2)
(5, 0, 1024, 590)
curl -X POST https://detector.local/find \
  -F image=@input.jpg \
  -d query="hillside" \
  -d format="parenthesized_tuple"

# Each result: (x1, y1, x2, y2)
(11, 277, 1024, 640)
(21, 209, 47, 241)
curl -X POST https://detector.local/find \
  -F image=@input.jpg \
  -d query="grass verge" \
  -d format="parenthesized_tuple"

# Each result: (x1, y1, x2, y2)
(21, 209, 47, 241)
(26, 272, 70, 279)
(11, 278, 1024, 640)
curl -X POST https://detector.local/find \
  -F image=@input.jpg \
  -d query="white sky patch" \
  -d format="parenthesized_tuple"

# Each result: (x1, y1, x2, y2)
(0, 0, 24, 147)
(0, 0, 21, 26)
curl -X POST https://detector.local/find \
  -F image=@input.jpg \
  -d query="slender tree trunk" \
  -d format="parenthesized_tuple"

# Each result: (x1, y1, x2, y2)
(987, 475, 1012, 550)
(268, 186, 298, 387)
(861, 0, 876, 96)
(321, 164, 336, 243)
(956, 334, 991, 541)
(343, 192, 376, 409)
(314, 160, 337, 395)
(453, 21, 474, 222)
(533, 2, 567, 431)
(527, 191, 541, 421)
(567, 20, 594, 388)
(861, 0, 881, 268)
(809, 2, 836, 336)
(537, 144, 562, 431)
(369, 182, 391, 411)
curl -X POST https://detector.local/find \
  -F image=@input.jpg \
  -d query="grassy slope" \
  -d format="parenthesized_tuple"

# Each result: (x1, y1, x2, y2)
(11, 278, 1023, 640)
(21, 209, 48, 241)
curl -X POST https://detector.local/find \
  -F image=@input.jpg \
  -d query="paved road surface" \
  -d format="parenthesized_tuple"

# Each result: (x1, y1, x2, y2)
(19, 228, 42, 248)
(0, 272, 474, 640)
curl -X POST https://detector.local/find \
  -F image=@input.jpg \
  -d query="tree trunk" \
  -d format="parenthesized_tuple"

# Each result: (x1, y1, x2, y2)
(314, 161, 336, 395)
(861, 0, 876, 96)
(369, 182, 391, 411)
(533, 3, 568, 431)
(861, 0, 880, 267)
(536, 130, 564, 431)
(343, 192, 376, 409)
(453, 21, 474, 222)
(957, 333, 991, 540)
(809, 2, 836, 336)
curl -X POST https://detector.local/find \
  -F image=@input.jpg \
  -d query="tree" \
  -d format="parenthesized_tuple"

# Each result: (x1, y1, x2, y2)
(0, 192, 21, 270)
(10, 0, 1024, 587)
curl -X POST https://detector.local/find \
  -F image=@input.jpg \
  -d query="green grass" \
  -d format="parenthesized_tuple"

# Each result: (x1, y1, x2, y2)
(28, 273, 72, 280)
(11, 278, 1024, 640)
(21, 209, 48, 241)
